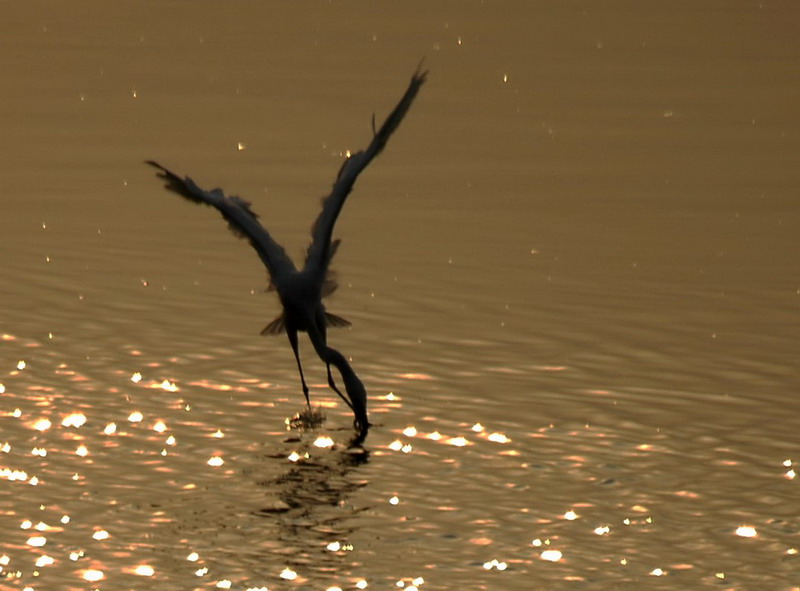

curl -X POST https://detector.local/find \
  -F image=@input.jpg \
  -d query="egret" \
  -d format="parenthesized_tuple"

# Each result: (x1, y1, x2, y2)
(146, 66, 426, 436)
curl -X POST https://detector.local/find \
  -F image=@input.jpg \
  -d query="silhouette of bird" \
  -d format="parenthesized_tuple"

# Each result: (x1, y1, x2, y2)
(146, 66, 426, 436)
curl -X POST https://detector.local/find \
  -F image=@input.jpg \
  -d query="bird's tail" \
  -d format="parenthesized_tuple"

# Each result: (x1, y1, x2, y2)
(260, 315, 285, 336)
(325, 312, 351, 328)
(260, 312, 350, 336)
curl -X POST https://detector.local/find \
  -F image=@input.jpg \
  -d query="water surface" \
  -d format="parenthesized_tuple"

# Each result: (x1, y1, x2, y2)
(1, 2, 798, 589)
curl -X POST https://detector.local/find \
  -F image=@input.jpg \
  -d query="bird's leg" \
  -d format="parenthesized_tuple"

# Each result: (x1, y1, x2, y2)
(287, 329, 310, 407)
(306, 319, 355, 412)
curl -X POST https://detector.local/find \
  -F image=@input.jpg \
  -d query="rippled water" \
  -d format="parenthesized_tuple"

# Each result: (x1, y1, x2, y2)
(1, 2, 799, 590)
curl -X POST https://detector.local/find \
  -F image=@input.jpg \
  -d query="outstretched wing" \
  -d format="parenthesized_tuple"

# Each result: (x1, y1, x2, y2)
(303, 66, 427, 277)
(146, 160, 297, 281)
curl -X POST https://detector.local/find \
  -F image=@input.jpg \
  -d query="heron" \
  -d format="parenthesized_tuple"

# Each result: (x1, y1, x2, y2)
(146, 66, 426, 436)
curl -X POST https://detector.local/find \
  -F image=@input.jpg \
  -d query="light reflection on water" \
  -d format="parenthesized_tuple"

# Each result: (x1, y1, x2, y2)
(2, 255, 798, 591)
(1, 313, 798, 590)
(0, 333, 382, 589)
(2, 294, 800, 591)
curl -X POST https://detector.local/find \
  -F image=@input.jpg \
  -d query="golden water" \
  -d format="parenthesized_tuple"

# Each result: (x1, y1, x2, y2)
(1, 2, 798, 589)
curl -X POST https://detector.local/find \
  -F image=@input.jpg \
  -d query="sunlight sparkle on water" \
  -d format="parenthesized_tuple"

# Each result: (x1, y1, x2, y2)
(313, 436, 334, 448)
(398, 373, 432, 380)
(446, 436, 469, 447)
(17, 360, 26, 370)
(402, 426, 417, 437)
(32, 418, 52, 432)
(540, 549, 563, 562)
(356, 580, 368, 589)
(280, 567, 297, 580)
(133, 565, 155, 576)
(61, 413, 87, 428)
(187, 552, 199, 561)
(650, 568, 666, 576)
(160, 379, 178, 392)
(92, 530, 110, 541)
(103, 423, 117, 435)
(207, 455, 224, 467)
(1, 468, 29, 482)
(735, 525, 757, 537)
(131, 372, 142, 383)
(487, 432, 510, 443)
(26, 536, 46, 547)
(81, 569, 104, 582)
(128, 411, 144, 423)
(482, 559, 507, 570)
(35, 554, 54, 567)
(564, 510, 578, 520)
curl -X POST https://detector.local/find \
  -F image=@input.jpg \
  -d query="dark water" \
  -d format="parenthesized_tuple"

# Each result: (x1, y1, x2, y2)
(1, 2, 798, 590)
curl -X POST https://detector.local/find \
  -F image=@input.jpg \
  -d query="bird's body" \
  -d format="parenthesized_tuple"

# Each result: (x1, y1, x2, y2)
(147, 67, 426, 437)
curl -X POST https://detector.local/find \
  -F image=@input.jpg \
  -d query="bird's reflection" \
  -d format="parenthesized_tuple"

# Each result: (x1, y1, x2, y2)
(252, 425, 370, 580)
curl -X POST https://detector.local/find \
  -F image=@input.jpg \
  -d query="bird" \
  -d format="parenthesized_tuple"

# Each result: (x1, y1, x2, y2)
(146, 66, 427, 436)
